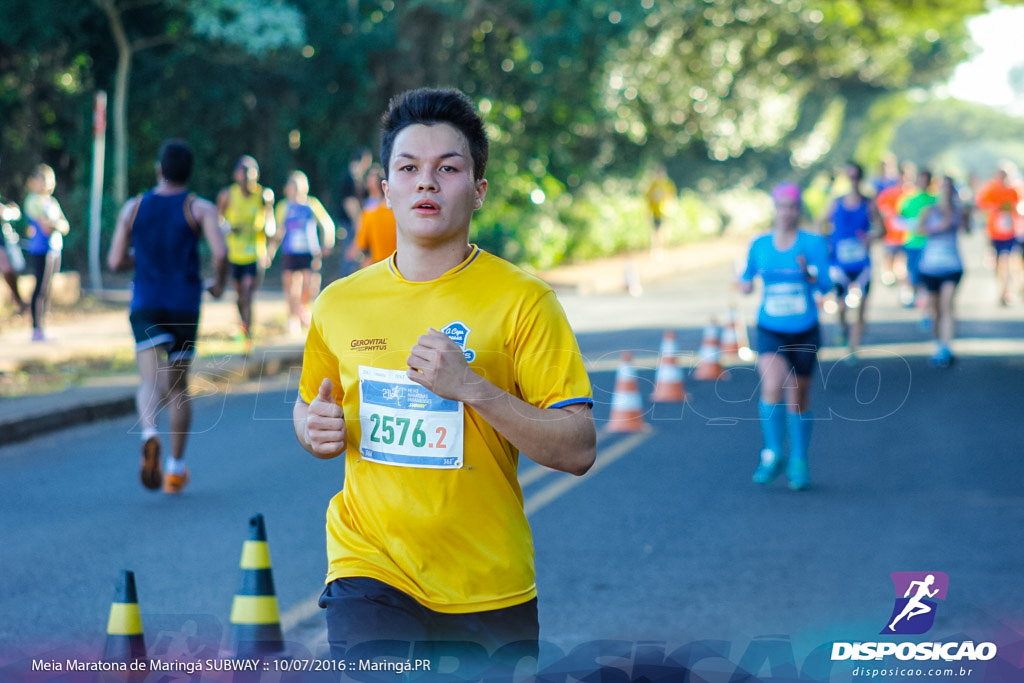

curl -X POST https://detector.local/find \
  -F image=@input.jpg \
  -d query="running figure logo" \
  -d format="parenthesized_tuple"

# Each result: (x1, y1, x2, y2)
(882, 571, 949, 635)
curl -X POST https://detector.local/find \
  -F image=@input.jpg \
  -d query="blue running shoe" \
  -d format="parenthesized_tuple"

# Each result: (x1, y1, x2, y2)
(752, 449, 785, 484)
(787, 458, 810, 491)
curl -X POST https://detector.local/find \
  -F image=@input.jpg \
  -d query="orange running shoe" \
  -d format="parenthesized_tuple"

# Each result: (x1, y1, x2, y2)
(162, 466, 190, 495)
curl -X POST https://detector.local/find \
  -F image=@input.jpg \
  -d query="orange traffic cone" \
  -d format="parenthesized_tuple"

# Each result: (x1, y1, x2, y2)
(607, 352, 647, 432)
(102, 570, 147, 667)
(650, 331, 687, 402)
(721, 309, 739, 357)
(693, 319, 727, 380)
(228, 514, 285, 657)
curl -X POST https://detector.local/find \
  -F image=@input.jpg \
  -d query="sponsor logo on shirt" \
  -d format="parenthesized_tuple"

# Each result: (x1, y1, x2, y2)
(351, 337, 388, 352)
(441, 321, 476, 363)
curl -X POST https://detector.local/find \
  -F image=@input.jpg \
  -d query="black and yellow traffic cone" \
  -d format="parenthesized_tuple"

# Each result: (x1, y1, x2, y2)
(102, 570, 146, 664)
(228, 514, 285, 656)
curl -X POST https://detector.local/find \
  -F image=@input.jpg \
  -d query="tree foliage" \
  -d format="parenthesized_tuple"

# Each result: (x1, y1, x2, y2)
(891, 98, 1024, 178)
(1, 0, 1020, 271)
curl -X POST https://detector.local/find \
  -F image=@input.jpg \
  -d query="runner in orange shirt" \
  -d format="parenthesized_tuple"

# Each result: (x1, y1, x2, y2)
(974, 166, 1021, 305)
(873, 161, 915, 297)
(347, 167, 397, 267)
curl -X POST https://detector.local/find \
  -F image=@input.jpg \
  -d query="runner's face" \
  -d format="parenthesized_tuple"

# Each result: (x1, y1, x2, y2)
(774, 198, 800, 231)
(235, 165, 258, 188)
(382, 123, 486, 248)
(33, 169, 56, 194)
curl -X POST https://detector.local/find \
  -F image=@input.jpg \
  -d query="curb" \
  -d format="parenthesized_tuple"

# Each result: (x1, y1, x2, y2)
(0, 344, 306, 448)
(1, 395, 138, 446)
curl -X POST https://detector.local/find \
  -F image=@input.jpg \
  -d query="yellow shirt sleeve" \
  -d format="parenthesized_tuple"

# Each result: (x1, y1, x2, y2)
(299, 313, 343, 406)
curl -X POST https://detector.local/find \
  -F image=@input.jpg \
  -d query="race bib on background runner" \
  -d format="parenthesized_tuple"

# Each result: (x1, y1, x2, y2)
(835, 238, 868, 264)
(764, 282, 808, 318)
(920, 239, 960, 273)
(358, 366, 464, 469)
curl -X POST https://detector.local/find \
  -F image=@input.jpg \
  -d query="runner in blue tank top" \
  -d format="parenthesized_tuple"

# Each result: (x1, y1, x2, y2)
(821, 161, 876, 364)
(739, 182, 832, 490)
(108, 139, 228, 495)
(130, 190, 204, 313)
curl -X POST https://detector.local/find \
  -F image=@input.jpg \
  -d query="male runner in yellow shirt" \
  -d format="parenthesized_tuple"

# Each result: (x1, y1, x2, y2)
(217, 155, 275, 345)
(645, 163, 676, 256)
(293, 88, 596, 675)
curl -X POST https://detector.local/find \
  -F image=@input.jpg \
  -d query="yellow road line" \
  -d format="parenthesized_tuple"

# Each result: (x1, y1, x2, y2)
(524, 428, 653, 517)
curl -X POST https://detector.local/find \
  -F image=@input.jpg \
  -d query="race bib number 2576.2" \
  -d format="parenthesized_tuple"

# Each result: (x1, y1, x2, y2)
(357, 366, 464, 469)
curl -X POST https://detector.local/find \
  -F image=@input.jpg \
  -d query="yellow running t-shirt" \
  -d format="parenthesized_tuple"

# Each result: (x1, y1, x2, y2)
(223, 183, 267, 265)
(298, 246, 593, 613)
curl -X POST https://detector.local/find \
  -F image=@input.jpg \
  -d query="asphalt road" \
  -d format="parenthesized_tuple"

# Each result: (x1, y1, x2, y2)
(2, 231, 1023, 682)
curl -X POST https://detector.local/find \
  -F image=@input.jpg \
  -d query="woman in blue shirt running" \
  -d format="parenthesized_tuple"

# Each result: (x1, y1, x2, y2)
(738, 182, 832, 490)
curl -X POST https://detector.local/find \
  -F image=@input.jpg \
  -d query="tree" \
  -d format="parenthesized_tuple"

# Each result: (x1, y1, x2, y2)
(0, 3, 100, 198)
(93, 0, 174, 204)
(891, 98, 1024, 177)
(596, 0, 997, 187)
(5, 0, 1024, 272)
(92, 0, 305, 204)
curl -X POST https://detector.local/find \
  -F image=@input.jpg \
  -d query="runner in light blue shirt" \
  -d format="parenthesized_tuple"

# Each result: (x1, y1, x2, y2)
(738, 182, 832, 490)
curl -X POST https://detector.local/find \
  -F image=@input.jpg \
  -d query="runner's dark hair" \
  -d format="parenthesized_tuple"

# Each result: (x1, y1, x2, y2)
(379, 88, 488, 182)
(159, 139, 194, 184)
